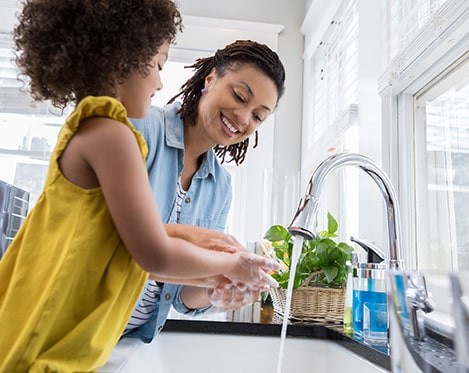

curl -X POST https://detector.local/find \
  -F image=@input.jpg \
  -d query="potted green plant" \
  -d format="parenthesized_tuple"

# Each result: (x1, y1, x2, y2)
(263, 212, 353, 323)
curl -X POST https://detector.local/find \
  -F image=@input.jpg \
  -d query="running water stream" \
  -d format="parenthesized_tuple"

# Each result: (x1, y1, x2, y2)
(276, 235, 304, 373)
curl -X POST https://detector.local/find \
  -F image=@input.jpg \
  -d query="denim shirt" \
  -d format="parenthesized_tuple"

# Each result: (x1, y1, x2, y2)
(125, 102, 232, 343)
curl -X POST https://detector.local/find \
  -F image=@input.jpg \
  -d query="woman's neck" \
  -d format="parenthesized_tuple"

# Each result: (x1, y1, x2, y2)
(183, 120, 214, 160)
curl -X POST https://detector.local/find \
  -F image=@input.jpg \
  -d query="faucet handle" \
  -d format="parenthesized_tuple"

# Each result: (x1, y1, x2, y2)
(350, 236, 387, 264)
(406, 273, 435, 313)
(405, 272, 435, 340)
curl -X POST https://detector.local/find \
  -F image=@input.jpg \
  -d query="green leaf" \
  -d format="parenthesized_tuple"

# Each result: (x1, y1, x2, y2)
(326, 250, 339, 263)
(271, 239, 288, 249)
(323, 265, 339, 283)
(264, 225, 291, 242)
(327, 212, 338, 235)
(338, 242, 354, 255)
(316, 238, 335, 255)
(271, 271, 290, 288)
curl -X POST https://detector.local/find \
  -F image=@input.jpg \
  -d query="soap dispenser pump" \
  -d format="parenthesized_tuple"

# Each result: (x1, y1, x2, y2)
(350, 236, 386, 264)
(350, 237, 388, 338)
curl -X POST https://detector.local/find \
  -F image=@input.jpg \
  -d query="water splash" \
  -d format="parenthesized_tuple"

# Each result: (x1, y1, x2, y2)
(276, 235, 304, 373)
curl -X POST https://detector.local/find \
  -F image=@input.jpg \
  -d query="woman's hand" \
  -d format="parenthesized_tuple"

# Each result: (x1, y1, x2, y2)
(207, 279, 264, 310)
(165, 224, 244, 254)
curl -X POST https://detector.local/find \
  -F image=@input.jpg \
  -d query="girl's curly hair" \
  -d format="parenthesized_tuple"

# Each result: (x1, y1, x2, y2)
(14, 0, 183, 109)
(168, 40, 286, 165)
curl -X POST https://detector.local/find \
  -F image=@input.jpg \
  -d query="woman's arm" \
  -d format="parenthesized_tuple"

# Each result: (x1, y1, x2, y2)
(165, 224, 244, 254)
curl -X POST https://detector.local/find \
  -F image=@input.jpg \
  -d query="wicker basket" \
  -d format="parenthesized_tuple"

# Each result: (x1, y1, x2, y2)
(270, 286, 345, 323)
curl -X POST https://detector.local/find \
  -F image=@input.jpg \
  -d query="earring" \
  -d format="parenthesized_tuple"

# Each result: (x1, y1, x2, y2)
(201, 87, 208, 95)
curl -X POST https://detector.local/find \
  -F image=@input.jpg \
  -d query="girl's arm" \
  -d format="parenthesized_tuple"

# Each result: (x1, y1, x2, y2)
(160, 225, 265, 310)
(68, 118, 279, 286)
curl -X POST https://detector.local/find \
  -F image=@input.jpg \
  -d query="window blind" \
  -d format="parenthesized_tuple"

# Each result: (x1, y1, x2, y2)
(386, 0, 449, 63)
(310, 0, 359, 142)
(0, 32, 60, 115)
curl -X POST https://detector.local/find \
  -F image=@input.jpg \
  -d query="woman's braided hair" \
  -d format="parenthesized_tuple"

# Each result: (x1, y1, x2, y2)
(168, 40, 286, 165)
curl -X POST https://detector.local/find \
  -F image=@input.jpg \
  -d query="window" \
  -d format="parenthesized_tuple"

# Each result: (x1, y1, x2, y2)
(379, 0, 468, 269)
(414, 58, 469, 271)
(310, 2, 358, 144)
(0, 32, 71, 207)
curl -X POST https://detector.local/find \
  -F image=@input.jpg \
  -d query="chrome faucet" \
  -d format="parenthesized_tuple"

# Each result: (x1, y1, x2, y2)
(288, 152, 404, 271)
(406, 272, 435, 340)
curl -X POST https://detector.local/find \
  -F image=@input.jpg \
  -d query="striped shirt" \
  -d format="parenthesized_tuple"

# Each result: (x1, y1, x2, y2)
(123, 281, 163, 335)
(175, 176, 187, 223)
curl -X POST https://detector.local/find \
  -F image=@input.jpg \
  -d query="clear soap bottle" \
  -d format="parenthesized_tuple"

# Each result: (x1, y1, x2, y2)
(343, 253, 357, 335)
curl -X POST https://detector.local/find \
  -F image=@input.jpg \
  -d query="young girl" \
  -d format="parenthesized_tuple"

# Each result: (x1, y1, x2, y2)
(0, 1, 279, 371)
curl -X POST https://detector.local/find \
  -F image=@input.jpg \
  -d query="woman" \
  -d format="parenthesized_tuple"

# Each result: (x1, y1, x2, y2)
(125, 40, 286, 342)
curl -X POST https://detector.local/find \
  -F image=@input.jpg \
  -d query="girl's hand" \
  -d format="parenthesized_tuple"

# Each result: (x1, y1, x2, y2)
(148, 251, 280, 289)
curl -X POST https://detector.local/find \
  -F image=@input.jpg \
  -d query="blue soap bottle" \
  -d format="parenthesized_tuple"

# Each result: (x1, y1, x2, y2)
(352, 262, 387, 337)
(350, 237, 387, 338)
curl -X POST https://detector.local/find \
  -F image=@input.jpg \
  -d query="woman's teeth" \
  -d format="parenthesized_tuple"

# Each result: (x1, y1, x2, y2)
(222, 117, 239, 134)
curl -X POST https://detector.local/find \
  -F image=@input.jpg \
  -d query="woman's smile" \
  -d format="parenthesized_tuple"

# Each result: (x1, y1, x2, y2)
(221, 114, 240, 137)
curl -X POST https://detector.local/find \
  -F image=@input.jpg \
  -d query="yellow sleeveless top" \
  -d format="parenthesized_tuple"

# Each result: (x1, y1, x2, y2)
(0, 96, 149, 372)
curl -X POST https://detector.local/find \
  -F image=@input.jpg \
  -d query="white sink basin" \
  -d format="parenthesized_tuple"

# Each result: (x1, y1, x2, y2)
(101, 331, 389, 373)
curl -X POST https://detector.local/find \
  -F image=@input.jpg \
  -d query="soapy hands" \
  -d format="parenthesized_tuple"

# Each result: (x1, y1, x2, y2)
(206, 251, 278, 311)
(226, 250, 279, 289)
(207, 279, 265, 310)
(165, 224, 280, 290)
(160, 224, 279, 310)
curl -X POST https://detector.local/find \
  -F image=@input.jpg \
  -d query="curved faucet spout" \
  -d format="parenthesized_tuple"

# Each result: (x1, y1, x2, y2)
(288, 152, 404, 271)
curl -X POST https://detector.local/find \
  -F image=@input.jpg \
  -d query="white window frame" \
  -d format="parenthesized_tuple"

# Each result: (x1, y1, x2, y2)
(413, 58, 469, 271)
(378, 0, 469, 268)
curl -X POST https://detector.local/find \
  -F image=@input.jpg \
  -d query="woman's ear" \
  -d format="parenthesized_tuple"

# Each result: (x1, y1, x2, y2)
(204, 67, 217, 88)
